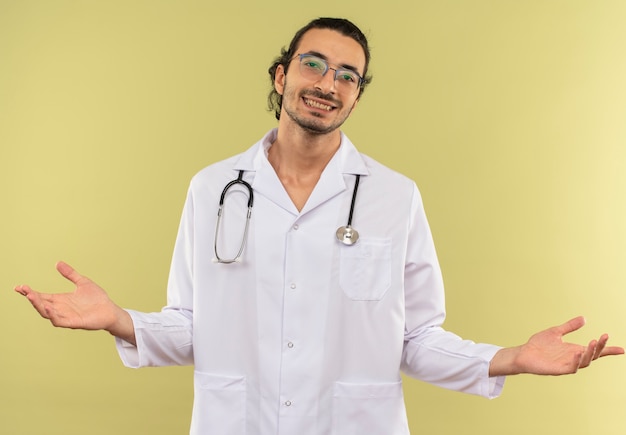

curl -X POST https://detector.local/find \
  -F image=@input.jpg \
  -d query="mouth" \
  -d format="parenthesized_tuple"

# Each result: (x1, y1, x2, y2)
(303, 97, 336, 112)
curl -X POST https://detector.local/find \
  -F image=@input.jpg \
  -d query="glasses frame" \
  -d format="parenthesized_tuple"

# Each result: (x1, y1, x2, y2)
(292, 53, 364, 93)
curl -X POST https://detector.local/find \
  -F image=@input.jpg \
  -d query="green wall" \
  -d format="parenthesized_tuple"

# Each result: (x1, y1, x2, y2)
(1, 1, 624, 434)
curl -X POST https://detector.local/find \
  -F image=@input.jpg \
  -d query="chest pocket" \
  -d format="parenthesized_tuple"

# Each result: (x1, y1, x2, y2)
(339, 237, 392, 301)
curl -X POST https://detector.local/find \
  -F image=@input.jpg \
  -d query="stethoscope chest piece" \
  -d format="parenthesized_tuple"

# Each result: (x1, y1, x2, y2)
(336, 225, 359, 245)
(335, 174, 362, 246)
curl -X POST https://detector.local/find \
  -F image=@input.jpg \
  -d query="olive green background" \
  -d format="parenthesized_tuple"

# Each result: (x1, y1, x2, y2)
(1, 1, 624, 434)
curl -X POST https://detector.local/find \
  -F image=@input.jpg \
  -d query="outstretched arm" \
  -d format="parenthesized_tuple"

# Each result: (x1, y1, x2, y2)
(489, 316, 624, 377)
(15, 261, 136, 345)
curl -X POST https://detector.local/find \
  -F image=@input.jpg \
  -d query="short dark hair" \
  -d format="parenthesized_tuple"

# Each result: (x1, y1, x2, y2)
(267, 17, 373, 120)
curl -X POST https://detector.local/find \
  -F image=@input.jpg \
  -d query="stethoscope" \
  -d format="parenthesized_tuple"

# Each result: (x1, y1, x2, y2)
(214, 170, 361, 264)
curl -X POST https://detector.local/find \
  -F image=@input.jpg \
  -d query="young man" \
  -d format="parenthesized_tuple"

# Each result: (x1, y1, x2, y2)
(15, 17, 623, 435)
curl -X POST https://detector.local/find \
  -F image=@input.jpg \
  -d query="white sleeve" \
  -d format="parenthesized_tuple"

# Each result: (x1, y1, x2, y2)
(115, 186, 196, 368)
(116, 308, 194, 367)
(401, 184, 505, 398)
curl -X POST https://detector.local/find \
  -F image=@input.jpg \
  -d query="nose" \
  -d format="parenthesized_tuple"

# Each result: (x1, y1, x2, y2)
(314, 68, 337, 93)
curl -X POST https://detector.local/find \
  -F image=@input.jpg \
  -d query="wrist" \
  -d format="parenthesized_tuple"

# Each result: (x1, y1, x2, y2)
(106, 306, 136, 346)
(489, 346, 523, 377)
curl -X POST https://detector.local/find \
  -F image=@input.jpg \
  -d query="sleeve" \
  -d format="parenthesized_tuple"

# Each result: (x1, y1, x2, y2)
(400, 184, 505, 399)
(115, 185, 196, 368)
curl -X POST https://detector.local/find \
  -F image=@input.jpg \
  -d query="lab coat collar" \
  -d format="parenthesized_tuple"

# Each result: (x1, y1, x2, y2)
(232, 128, 369, 175)
(232, 129, 369, 215)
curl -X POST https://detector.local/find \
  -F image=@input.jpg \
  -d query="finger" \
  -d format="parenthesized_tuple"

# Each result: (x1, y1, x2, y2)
(579, 340, 598, 368)
(596, 334, 625, 357)
(552, 316, 586, 337)
(56, 261, 85, 285)
(22, 289, 53, 320)
(15, 285, 47, 318)
(599, 346, 626, 357)
(593, 334, 609, 360)
(14, 284, 32, 296)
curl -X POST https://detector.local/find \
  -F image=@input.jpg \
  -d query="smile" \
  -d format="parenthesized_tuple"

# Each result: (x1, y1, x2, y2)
(303, 98, 334, 111)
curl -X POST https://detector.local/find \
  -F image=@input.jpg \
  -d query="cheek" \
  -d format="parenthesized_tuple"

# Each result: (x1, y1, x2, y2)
(340, 97, 358, 114)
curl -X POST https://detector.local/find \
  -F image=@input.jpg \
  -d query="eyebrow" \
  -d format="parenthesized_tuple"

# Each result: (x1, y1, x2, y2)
(305, 50, 362, 76)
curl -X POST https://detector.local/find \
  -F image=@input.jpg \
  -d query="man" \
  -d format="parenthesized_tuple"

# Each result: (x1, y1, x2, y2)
(15, 17, 623, 435)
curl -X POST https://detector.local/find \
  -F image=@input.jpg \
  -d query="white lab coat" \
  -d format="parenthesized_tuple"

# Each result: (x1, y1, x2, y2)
(116, 129, 505, 435)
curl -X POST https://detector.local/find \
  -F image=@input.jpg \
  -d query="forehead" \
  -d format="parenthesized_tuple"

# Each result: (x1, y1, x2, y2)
(295, 28, 366, 74)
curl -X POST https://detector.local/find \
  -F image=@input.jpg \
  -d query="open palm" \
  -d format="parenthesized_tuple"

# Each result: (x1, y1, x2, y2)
(15, 261, 119, 331)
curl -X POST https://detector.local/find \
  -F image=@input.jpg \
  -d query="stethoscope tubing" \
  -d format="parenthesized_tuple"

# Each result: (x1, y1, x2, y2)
(219, 170, 253, 208)
(214, 170, 254, 263)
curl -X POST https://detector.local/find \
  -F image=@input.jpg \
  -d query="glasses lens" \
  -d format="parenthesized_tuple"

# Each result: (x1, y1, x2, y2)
(334, 69, 360, 92)
(298, 54, 361, 93)
(299, 54, 326, 78)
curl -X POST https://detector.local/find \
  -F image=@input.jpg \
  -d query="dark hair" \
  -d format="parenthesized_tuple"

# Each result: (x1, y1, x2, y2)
(267, 17, 373, 120)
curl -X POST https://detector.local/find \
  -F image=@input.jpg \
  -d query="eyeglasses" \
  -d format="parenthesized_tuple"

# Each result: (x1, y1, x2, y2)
(294, 53, 363, 94)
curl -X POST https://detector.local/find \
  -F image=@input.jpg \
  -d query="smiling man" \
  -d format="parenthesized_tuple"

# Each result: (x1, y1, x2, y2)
(16, 17, 623, 435)
(275, 29, 362, 135)
(265, 24, 370, 211)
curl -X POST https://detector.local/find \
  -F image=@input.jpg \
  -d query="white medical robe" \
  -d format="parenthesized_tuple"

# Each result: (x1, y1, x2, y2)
(116, 129, 504, 434)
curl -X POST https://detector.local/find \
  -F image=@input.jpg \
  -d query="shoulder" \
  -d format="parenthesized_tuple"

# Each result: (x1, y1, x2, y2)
(191, 154, 241, 184)
(340, 132, 417, 191)
(359, 152, 418, 193)
(189, 129, 275, 188)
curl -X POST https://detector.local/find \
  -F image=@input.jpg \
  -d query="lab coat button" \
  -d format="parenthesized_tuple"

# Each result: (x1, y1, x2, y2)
(285, 400, 292, 407)
(287, 342, 294, 348)
(290, 283, 296, 289)
(293, 224, 299, 230)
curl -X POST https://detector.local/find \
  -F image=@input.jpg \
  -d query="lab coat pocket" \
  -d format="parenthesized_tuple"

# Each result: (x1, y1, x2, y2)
(191, 372, 246, 435)
(331, 381, 409, 435)
(339, 237, 392, 300)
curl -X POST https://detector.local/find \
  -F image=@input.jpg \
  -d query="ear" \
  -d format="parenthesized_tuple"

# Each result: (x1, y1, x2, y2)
(274, 64, 286, 96)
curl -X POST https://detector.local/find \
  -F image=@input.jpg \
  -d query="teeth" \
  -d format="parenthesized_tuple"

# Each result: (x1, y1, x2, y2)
(305, 98, 333, 111)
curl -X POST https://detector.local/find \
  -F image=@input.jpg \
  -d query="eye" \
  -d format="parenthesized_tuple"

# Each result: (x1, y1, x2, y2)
(337, 71, 357, 83)
(302, 57, 325, 71)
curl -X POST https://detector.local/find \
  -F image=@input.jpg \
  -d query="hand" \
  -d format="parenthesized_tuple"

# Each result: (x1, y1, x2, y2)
(490, 316, 624, 377)
(15, 261, 135, 343)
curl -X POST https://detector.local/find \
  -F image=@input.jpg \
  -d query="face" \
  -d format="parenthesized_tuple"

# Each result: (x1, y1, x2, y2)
(274, 28, 366, 135)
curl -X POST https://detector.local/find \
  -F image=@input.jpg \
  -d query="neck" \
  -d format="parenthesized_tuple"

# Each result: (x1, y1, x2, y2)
(269, 123, 341, 180)
(267, 124, 341, 211)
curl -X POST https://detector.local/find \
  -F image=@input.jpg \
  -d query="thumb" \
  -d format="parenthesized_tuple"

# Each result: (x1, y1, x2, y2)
(553, 316, 586, 337)
(55, 261, 85, 285)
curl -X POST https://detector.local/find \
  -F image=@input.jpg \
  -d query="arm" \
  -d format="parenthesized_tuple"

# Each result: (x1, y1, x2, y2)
(15, 261, 136, 346)
(401, 184, 504, 397)
(402, 184, 623, 392)
(489, 316, 624, 377)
